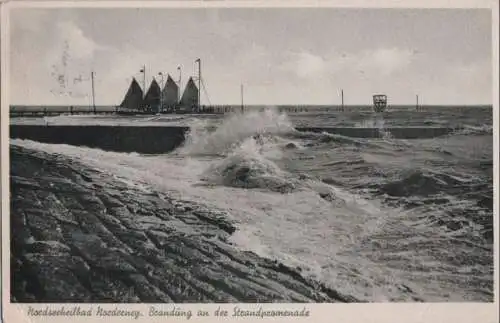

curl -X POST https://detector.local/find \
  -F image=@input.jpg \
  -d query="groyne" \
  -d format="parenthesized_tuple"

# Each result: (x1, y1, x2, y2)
(9, 125, 459, 154)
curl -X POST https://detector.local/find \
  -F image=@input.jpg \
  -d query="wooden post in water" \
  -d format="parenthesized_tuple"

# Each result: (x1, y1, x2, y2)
(341, 89, 344, 111)
(416, 94, 419, 111)
(241, 83, 244, 113)
(91, 71, 96, 114)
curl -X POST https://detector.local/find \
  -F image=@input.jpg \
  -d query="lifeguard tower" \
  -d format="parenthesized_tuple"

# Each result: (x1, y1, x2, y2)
(372, 94, 387, 113)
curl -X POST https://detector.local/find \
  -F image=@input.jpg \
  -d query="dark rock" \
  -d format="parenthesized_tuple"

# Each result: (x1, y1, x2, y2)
(25, 241, 71, 255)
(10, 145, 356, 303)
(123, 274, 173, 302)
(319, 191, 336, 201)
(24, 209, 64, 242)
(22, 253, 93, 302)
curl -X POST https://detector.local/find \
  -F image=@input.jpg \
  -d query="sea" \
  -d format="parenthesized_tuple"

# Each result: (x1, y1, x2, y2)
(10, 105, 495, 302)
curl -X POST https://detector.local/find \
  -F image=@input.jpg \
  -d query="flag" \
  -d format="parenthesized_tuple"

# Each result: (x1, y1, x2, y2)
(139, 68, 144, 73)
(195, 58, 200, 62)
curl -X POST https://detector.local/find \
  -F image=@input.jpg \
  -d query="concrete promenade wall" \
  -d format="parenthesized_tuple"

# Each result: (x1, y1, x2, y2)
(10, 125, 189, 154)
(10, 125, 458, 154)
(298, 127, 457, 139)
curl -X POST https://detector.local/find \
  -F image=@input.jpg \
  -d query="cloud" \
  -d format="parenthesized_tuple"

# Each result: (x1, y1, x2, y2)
(8, 9, 491, 106)
(11, 9, 49, 33)
(360, 48, 415, 75)
(231, 43, 282, 84)
(281, 47, 416, 82)
(42, 20, 111, 102)
(450, 59, 491, 85)
(336, 47, 416, 78)
(206, 9, 245, 40)
(431, 59, 492, 104)
(287, 52, 327, 79)
(55, 21, 105, 60)
(47, 20, 108, 68)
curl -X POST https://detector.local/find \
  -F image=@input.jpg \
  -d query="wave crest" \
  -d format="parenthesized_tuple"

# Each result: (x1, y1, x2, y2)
(178, 108, 294, 156)
(452, 124, 493, 136)
(202, 137, 297, 193)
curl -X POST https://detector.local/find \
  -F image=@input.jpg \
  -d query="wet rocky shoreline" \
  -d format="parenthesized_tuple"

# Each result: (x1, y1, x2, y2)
(10, 145, 357, 303)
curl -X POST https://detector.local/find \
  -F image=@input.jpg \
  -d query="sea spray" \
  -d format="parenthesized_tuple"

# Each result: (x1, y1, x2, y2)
(355, 116, 394, 140)
(354, 117, 386, 129)
(178, 108, 294, 156)
(202, 136, 297, 193)
(454, 124, 493, 136)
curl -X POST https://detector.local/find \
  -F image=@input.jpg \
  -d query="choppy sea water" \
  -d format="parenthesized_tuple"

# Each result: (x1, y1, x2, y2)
(11, 106, 494, 302)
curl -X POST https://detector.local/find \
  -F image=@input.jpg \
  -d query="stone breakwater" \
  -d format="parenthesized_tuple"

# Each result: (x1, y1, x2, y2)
(10, 145, 357, 303)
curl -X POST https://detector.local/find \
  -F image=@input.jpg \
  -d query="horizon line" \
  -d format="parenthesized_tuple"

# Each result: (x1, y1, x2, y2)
(9, 103, 494, 108)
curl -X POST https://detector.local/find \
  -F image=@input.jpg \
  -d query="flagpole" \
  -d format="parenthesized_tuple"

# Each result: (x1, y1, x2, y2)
(158, 72, 165, 113)
(196, 58, 201, 110)
(177, 66, 182, 104)
(142, 65, 146, 97)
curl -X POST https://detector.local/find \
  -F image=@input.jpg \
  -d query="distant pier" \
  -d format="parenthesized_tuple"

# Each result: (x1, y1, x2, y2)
(9, 105, 349, 117)
(9, 104, 486, 118)
(9, 106, 119, 117)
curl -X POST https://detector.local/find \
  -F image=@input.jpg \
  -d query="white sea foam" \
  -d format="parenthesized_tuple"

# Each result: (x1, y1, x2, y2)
(178, 108, 294, 156)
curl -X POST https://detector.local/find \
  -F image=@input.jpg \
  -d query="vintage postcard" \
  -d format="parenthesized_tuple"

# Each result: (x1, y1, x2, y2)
(1, 0, 499, 322)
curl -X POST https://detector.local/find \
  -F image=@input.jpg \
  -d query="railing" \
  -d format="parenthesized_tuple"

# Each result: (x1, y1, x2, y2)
(10, 105, 347, 117)
(9, 106, 118, 117)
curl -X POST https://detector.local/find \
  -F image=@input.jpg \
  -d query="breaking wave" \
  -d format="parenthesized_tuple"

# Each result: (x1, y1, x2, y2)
(176, 109, 347, 199)
(178, 108, 294, 156)
(201, 137, 297, 193)
(452, 124, 493, 136)
(287, 131, 368, 147)
(376, 169, 479, 198)
(176, 109, 303, 193)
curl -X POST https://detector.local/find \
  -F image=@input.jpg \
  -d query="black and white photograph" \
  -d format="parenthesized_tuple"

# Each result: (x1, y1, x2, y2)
(2, 0, 498, 317)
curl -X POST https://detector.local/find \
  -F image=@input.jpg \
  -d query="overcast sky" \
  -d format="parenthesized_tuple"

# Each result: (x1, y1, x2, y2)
(10, 7, 493, 105)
